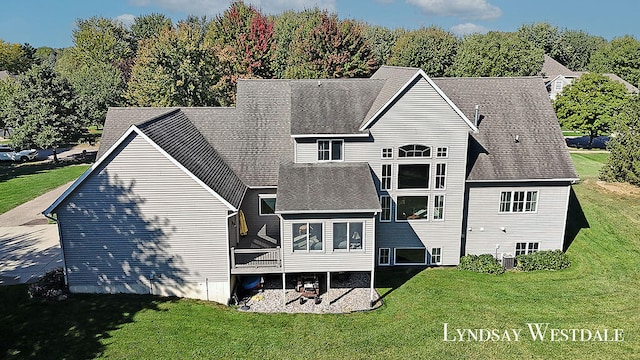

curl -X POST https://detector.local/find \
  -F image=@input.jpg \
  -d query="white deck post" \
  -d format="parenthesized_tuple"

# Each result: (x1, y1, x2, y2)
(282, 272, 286, 307)
(370, 269, 375, 307)
(327, 271, 331, 291)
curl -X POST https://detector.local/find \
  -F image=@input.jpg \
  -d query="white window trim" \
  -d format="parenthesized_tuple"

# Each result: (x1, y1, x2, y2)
(379, 195, 392, 223)
(292, 222, 324, 253)
(258, 194, 277, 216)
(397, 163, 431, 190)
(381, 147, 393, 159)
(433, 194, 445, 221)
(395, 195, 429, 222)
(316, 139, 344, 162)
(430, 247, 442, 265)
(498, 190, 539, 214)
(394, 247, 427, 266)
(378, 248, 391, 266)
(436, 147, 448, 158)
(381, 164, 392, 190)
(554, 80, 563, 91)
(515, 242, 540, 256)
(398, 144, 432, 158)
(435, 163, 446, 190)
(332, 222, 365, 252)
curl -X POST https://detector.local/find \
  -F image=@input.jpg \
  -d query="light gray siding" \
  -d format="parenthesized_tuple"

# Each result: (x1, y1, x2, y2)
(464, 183, 571, 258)
(56, 132, 232, 303)
(239, 188, 280, 239)
(281, 215, 375, 273)
(294, 77, 472, 266)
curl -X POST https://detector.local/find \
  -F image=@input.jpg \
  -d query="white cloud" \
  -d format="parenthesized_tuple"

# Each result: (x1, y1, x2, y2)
(129, 0, 335, 16)
(114, 14, 136, 28)
(406, 0, 502, 20)
(450, 22, 488, 36)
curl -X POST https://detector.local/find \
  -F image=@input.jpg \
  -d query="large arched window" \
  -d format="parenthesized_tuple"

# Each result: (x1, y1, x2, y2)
(398, 144, 431, 158)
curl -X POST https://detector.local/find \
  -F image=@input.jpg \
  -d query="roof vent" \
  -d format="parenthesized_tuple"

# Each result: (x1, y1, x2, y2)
(515, 135, 520, 143)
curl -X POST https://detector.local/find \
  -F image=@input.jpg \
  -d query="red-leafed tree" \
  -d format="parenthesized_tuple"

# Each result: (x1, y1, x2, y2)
(207, 1, 274, 104)
(283, 11, 375, 79)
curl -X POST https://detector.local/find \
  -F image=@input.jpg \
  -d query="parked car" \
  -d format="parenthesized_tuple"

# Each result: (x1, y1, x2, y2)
(0, 145, 38, 162)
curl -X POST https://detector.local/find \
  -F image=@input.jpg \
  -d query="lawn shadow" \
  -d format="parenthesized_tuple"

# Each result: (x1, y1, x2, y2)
(0, 285, 177, 359)
(564, 187, 589, 251)
(374, 266, 425, 305)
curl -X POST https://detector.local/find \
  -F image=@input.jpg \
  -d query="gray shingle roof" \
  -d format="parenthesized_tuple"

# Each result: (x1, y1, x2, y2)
(433, 77, 579, 181)
(602, 73, 639, 93)
(290, 79, 384, 135)
(542, 55, 582, 80)
(137, 109, 247, 208)
(275, 162, 381, 213)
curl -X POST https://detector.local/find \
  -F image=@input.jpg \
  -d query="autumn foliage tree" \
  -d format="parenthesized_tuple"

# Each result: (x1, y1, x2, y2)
(284, 11, 375, 79)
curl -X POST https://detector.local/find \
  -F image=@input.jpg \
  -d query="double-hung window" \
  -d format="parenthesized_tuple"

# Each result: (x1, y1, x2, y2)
(499, 190, 538, 213)
(379, 248, 391, 265)
(380, 195, 391, 222)
(433, 195, 445, 220)
(317, 140, 343, 161)
(381, 164, 392, 190)
(431, 248, 442, 264)
(435, 163, 446, 189)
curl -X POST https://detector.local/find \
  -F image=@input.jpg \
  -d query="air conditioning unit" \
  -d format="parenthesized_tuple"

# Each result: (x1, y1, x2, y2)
(502, 255, 515, 270)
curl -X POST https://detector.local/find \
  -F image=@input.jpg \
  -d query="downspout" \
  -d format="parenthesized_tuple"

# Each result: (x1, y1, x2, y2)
(226, 211, 238, 304)
(43, 212, 69, 287)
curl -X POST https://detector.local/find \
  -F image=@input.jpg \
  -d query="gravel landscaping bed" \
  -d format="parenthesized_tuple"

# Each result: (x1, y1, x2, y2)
(236, 272, 381, 314)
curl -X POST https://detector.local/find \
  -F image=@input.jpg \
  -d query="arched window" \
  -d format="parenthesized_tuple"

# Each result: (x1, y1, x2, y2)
(398, 144, 431, 158)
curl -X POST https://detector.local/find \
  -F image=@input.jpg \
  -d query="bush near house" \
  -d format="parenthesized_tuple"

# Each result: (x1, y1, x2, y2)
(457, 254, 505, 274)
(27, 268, 68, 301)
(515, 250, 571, 271)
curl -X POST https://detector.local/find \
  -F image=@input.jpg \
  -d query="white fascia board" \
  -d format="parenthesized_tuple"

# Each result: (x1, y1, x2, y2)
(291, 133, 370, 139)
(359, 69, 479, 133)
(466, 178, 580, 183)
(44, 125, 238, 216)
(276, 209, 381, 215)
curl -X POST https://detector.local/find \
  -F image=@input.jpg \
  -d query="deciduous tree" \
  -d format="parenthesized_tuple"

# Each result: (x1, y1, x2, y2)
(601, 94, 640, 185)
(363, 25, 405, 69)
(553, 73, 629, 147)
(550, 29, 605, 71)
(387, 26, 457, 77)
(516, 22, 559, 54)
(0, 39, 31, 74)
(126, 19, 224, 107)
(5, 63, 83, 162)
(449, 31, 543, 77)
(589, 35, 640, 89)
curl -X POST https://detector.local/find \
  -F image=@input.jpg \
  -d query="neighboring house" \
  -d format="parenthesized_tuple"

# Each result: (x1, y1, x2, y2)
(542, 54, 639, 100)
(0, 70, 15, 81)
(44, 66, 578, 305)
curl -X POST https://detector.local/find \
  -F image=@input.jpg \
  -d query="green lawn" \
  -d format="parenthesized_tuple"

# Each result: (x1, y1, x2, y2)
(1, 155, 638, 359)
(0, 163, 90, 214)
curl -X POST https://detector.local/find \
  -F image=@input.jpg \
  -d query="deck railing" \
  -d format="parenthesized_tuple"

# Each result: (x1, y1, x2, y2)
(230, 246, 281, 271)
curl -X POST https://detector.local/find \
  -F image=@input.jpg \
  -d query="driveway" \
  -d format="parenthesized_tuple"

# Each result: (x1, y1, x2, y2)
(0, 183, 73, 285)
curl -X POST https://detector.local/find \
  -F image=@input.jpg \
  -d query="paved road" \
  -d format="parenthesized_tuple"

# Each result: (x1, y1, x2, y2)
(0, 144, 98, 285)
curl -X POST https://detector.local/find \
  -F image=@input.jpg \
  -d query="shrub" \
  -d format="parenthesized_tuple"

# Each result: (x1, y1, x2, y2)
(28, 267, 68, 301)
(458, 254, 504, 275)
(516, 250, 571, 271)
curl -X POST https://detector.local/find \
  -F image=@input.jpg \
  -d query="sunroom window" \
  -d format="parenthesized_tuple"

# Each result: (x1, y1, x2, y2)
(293, 223, 323, 251)
(332, 222, 364, 250)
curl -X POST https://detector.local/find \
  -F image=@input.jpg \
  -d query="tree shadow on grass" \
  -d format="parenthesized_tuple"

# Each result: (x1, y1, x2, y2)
(0, 285, 177, 359)
(564, 187, 589, 251)
(374, 266, 425, 305)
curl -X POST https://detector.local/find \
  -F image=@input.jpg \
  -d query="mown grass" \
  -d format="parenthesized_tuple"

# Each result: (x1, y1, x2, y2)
(0, 162, 90, 214)
(1, 155, 638, 359)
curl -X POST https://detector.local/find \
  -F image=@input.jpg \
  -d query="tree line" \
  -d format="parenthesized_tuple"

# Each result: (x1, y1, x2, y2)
(0, 1, 639, 179)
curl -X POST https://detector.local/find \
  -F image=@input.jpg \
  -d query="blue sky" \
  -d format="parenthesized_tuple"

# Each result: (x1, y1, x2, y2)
(0, 0, 637, 48)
